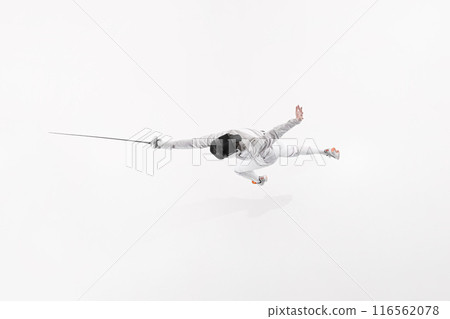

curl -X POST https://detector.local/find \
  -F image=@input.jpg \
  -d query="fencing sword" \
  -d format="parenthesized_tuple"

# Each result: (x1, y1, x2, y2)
(49, 132, 157, 145)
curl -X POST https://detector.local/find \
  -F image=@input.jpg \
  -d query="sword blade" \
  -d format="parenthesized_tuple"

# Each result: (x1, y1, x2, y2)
(49, 132, 154, 144)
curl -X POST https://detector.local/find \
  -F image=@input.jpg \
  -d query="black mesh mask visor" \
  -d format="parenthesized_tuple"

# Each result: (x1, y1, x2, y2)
(210, 134, 242, 159)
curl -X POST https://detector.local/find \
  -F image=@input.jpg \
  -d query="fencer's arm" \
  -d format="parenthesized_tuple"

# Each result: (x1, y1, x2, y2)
(265, 118, 301, 139)
(265, 105, 303, 140)
(157, 131, 227, 149)
(157, 139, 196, 149)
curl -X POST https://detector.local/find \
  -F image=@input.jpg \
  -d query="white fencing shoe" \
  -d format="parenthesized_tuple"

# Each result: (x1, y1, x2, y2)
(252, 175, 268, 185)
(324, 148, 340, 160)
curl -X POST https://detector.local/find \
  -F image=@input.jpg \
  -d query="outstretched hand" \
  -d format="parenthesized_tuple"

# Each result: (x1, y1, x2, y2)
(295, 105, 303, 121)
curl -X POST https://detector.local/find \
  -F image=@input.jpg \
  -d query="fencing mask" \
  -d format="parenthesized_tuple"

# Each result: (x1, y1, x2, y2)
(210, 133, 242, 159)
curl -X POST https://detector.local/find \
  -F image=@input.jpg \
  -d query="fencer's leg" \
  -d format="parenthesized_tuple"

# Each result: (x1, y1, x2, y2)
(235, 170, 259, 183)
(275, 140, 323, 157)
(274, 140, 339, 159)
(323, 148, 340, 159)
(234, 160, 269, 185)
(235, 171, 268, 185)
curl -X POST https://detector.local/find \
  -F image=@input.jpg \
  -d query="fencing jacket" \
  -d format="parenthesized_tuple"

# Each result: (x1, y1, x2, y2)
(158, 118, 301, 166)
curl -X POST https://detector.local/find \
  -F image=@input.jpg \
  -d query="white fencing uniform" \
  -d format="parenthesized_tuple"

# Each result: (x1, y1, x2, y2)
(159, 118, 323, 182)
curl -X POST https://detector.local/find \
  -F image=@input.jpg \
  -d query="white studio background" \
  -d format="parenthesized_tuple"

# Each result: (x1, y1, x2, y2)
(0, 0, 449, 300)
